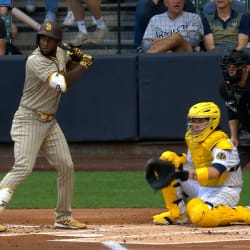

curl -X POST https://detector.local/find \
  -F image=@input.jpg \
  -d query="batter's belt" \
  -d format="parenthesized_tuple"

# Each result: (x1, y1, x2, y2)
(19, 105, 55, 122)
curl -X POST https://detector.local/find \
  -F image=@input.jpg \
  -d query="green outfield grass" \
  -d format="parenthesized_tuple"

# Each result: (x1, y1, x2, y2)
(0, 171, 249, 209)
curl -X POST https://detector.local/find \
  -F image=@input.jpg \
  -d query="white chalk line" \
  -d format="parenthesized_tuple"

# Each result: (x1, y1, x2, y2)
(102, 242, 128, 250)
(47, 228, 250, 242)
(46, 225, 250, 247)
(2, 224, 250, 247)
(49, 238, 250, 245)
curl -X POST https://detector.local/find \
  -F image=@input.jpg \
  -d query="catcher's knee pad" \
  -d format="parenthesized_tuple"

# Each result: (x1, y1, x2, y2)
(187, 198, 250, 227)
(0, 187, 14, 213)
(187, 198, 220, 227)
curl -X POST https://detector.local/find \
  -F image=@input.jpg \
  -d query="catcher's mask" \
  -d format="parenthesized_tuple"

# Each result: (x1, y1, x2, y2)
(220, 49, 249, 85)
(36, 22, 63, 45)
(187, 102, 220, 143)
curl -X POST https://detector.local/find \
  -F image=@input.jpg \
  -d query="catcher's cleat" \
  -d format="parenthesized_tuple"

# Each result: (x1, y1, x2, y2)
(0, 224, 6, 232)
(153, 211, 189, 225)
(54, 218, 87, 229)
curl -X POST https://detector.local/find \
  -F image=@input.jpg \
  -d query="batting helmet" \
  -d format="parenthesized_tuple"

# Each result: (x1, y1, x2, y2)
(36, 22, 63, 44)
(220, 49, 249, 85)
(187, 102, 221, 143)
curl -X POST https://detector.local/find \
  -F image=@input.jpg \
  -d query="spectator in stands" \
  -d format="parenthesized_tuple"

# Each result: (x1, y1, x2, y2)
(63, 0, 98, 32)
(63, 0, 76, 26)
(202, 0, 247, 16)
(26, 0, 58, 23)
(141, 0, 203, 53)
(202, 0, 249, 52)
(0, 15, 6, 55)
(0, 1, 21, 54)
(134, 0, 196, 51)
(69, 0, 108, 46)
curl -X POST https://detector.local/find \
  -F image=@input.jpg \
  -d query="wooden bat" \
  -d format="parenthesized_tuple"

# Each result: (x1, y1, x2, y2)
(11, 7, 72, 51)
(11, 7, 41, 32)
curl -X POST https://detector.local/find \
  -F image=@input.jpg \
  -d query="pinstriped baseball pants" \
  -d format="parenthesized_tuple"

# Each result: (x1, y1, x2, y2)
(0, 108, 74, 222)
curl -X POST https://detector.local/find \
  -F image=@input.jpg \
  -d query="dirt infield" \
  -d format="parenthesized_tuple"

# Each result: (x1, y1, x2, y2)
(1, 208, 250, 249)
(1, 143, 250, 249)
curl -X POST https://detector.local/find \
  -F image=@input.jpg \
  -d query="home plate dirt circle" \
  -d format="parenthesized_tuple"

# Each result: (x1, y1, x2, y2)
(1, 208, 250, 250)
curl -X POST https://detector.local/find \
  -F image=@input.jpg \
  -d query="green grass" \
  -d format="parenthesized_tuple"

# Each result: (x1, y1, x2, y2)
(0, 171, 249, 209)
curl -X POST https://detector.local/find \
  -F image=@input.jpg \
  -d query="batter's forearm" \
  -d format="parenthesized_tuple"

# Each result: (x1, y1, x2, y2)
(64, 64, 86, 85)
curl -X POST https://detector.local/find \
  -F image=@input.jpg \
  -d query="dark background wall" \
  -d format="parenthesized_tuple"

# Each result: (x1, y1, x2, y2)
(0, 53, 227, 142)
(138, 52, 226, 140)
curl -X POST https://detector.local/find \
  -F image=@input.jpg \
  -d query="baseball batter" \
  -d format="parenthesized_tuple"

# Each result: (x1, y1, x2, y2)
(0, 22, 93, 232)
(152, 102, 250, 227)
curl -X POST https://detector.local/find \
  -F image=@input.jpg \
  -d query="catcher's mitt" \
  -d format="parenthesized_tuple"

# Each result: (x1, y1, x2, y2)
(145, 158, 176, 190)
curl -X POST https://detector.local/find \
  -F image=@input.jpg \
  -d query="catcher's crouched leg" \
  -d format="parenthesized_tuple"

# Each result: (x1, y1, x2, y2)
(187, 198, 250, 227)
(153, 180, 189, 225)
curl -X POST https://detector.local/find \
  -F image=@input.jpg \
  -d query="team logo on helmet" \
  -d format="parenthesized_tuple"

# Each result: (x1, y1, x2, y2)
(36, 22, 63, 45)
(45, 22, 52, 32)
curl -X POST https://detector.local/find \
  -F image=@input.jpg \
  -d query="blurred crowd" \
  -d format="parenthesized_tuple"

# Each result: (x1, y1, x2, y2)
(0, 0, 250, 55)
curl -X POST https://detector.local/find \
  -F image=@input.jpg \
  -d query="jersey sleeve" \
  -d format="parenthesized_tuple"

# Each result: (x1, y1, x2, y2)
(143, 16, 157, 40)
(211, 145, 240, 172)
(239, 14, 250, 35)
(26, 54, 60, 83)
(202, 15, 212, 36)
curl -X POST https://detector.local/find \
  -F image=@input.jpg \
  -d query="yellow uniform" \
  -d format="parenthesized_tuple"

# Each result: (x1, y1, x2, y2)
(153, 102, 250, 227)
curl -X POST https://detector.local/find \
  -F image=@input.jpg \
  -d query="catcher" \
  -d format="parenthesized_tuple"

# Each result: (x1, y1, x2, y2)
(146, 101, 250, 227)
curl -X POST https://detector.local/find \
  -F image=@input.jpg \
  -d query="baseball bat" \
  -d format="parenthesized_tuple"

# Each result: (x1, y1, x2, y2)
(11, 7, 41, 32)
(11, 7, 72, 51)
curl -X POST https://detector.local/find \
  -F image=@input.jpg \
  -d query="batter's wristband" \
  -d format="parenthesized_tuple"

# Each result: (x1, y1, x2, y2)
(195, 167, 209, 182)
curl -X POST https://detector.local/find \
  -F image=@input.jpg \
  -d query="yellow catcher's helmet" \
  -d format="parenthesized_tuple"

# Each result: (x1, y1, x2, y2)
(187, 102, 221, 143)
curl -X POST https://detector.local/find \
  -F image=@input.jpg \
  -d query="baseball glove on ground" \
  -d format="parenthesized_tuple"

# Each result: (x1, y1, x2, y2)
(145, 158, 176, 190)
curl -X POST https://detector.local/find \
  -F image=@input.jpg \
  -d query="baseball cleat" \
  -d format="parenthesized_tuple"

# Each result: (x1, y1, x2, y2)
(55, 218, 87, 229)
(0, 224, 6, 232)
(153, 211, 189, 225)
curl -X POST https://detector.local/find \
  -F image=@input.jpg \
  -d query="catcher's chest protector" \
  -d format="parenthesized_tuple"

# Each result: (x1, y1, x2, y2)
(185, 131, 230, 187)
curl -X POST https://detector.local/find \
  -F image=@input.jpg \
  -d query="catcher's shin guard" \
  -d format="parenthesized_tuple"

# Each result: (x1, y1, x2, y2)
(187, 198, 250, 227)
(153, 180, 188, 225)
(0, 187, 14, 213)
